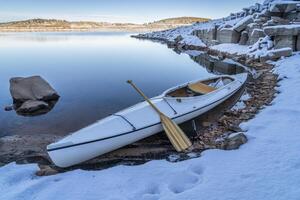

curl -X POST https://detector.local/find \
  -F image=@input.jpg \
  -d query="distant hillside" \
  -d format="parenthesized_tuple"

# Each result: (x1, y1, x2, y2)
(148, 17, 210, 25)
(0, 17, 210, 32)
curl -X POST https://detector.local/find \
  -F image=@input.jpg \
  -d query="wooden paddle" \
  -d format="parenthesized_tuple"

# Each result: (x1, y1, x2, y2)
(127, 80, 192, 152)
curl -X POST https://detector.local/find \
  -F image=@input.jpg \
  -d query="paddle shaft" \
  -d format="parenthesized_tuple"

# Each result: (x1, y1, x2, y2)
(127, 80, 162, 115)
(127, 80, 192, 152)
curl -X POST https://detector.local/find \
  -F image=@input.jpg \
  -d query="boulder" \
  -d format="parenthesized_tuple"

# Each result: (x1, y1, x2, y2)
(233, 16, 254, 32)
(297, 35, 300, 51)
(239, 31, 249, 45)
(4, 105, 14, 111)
(174, 35, 183, 43)
(264, 25, 300, 36)
(220, 133, 248, 150)
(10, 76, 59, 104)
(248, 29, 266, 45)
(9, 76, 59, 116)
(193, 26, 217, 44)
(260, 47, 293, 62)
(287, 12, 300, 23)
(271, 16, 291, 25)
(36, 165, 59, 176)
(274, 35, 297, 50)
(246, 23, 261, 38)
(269, 2, 297, 13)
(16, 100, 49, 114)
(217, 28, 240, 43)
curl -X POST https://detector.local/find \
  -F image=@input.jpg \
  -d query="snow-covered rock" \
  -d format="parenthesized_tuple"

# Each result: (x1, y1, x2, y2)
(269, 1, 298, 13)
(260, 47, 293, 62)
(233, 16, 254, 32)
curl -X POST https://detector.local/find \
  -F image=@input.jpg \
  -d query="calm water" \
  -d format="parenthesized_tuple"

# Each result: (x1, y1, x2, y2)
(0, 32, 244, 137)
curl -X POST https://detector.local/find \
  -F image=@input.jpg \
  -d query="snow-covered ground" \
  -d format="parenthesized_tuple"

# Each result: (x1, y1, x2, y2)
(1, 53, 300, 200)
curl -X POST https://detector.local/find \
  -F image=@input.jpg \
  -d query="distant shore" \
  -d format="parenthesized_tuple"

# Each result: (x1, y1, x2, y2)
(0, 17, 210, 33)
(0, 27, 174, 33)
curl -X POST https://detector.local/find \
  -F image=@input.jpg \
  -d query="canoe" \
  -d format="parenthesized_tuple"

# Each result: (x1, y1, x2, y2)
(47, 73, 247, 168)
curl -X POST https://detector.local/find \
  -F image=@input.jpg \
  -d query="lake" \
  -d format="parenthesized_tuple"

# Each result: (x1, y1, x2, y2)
(0, 32, 245, 137)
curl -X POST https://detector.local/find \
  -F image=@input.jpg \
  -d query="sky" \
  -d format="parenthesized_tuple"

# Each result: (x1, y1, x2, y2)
(0, 0, 265, 23)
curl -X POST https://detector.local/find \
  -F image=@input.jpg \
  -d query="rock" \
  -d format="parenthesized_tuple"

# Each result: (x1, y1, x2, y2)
(297, 35, 300, 51)
(285, 12, 300, 23)
(239, 31, 249, 45)
(260, 47, 293, 62)
(10, 76, 59, 104)
(217, 28, 240, 43)
(233, 16, 254, 32)
(4, 105, 13, 111)
(249, 29, 266, 45)
(16, 100, 49, 114)
(270, 16, 290, 25)
(193, 26, 217, 45)
(9, 76, 59, 115)
(221, 133, 248, 150)
(264, 25, 300, 36)
(274, 35, 297, 50)
(174, 35, 183, 43)
(202, 122, 211, 127)
(246, 23, 261, 41)
(36, 165, 59, 176)
(269, 2, 297, 13)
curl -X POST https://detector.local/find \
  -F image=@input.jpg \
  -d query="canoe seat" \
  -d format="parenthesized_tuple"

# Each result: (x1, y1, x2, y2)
(188, 82, 216, 94)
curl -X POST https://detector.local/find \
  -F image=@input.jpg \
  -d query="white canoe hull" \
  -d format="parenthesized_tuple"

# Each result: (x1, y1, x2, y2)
(47, 73, 247, 168)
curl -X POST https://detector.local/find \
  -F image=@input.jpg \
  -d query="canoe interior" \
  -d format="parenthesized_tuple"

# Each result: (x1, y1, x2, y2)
(166, 76, 234, 98)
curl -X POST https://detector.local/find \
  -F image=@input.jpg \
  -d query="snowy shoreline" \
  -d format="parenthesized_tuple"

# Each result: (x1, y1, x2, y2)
(1, 53, 300, 199)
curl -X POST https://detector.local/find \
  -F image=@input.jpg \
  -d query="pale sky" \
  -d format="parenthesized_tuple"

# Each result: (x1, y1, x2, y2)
(0, 0, 265, 23)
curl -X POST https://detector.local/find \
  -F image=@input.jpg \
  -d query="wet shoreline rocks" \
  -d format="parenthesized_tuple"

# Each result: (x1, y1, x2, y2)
(8, 76, 59, 116)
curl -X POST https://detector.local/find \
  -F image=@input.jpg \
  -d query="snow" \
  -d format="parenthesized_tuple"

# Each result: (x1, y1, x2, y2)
(139, 18, 239, 47)
(210, 43, 250, 55)
(232, 15, 253, 30)
(264, 24, 300, 29)
(1, 54, 300, 200)
(183, 50, 204, 57)
(248, 36, 274, 59)
(179, 35, 206, 47)
(231, 91, 251, 111)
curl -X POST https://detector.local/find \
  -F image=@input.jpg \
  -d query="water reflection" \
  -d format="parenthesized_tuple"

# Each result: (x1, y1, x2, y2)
(0, 32, 212, 137)
(188, 52, 246, 75)
(0, 32, 248, 137)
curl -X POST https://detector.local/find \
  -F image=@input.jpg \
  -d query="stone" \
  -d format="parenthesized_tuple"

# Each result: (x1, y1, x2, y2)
(36, 165, 59, 176)
(297, 35, 300, 51)
(269, 2, 297, 13)
(264, 25, 300, 36)
(10, 76, 59, 104)
(286, 12, 300, 23)
(202, 122, 211, 127)
(239, 31, 249, 45)
(193, 26, 217, 45)
(246, 23, 261, 39)
(274, 35, 297, 50)
(233, 16, 254, 32)
(174, 35, 183, 43)
(217, 28, 240, 43)
(260, 47, 293, 62)
(271, 16, 290, 25)
(248, 29, 266, 45)
(16, 100, 49, 114)
(4, 105, 13, 111)
(220, 133, 248, 150)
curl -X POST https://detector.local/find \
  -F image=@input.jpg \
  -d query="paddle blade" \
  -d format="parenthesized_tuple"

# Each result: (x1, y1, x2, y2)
(160, 114, 192, 152)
